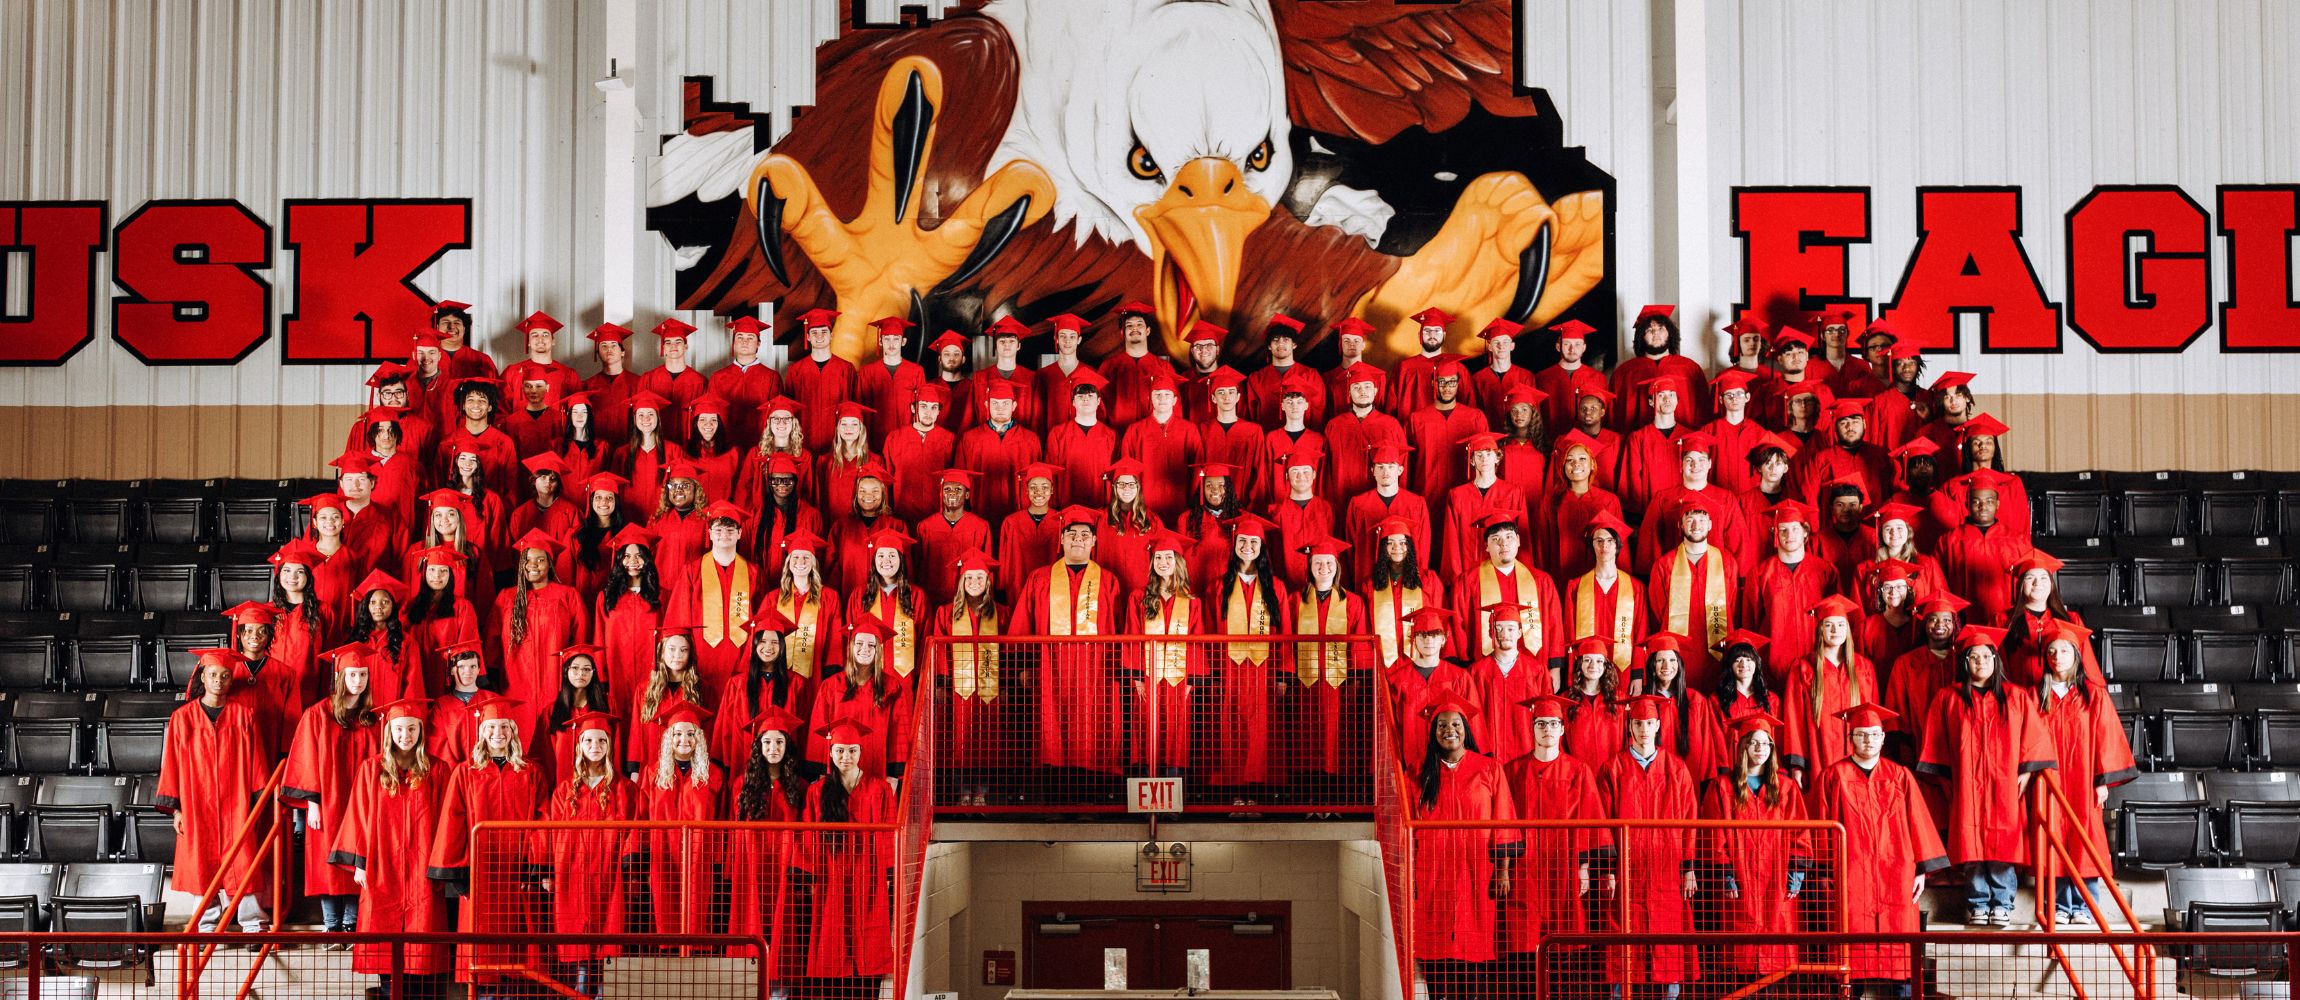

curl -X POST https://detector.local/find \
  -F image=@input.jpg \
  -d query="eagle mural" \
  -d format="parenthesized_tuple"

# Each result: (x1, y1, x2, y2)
(648, 0, 1613, 368)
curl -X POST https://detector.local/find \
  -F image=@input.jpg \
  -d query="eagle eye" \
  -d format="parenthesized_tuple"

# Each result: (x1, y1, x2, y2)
(1246, 138, 1272, 172)
(1128, 142, 1163, 183)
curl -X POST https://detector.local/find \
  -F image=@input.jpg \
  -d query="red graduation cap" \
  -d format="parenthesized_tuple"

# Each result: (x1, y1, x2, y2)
(1523, 693, 1573, 721)
(1952, 468, 2018, 496)
(1226, 512, 1278, 541)
(557, 390, 596, 413)
(410, 328, 446, 350)
(1764, 499, 1818, 529)
(365, 362, 413, 388)
(1710, 368, 1761, 397)
(980, 379, 1019, 402)
(1333, 316, 1376, 339)
(795, 307, 840, 330)
(654, 624, 697, 642)
(1298, 536, 1350, 560)
(1461, 431, 1506, 455)
(1431, 357, 1469, 380)
(1957, 413, 2011, 440)
(651, 695, 714, 729)
(1549, 319, 1594, 342)
(1280, 447, 1322, 472)
(1673, 430, 1719, 456)
(1501, 384, 1547, 410)
(1826, 398, 1870, 424)
(1808, 594, 1862, 620)
(1717, 628, 1771, 654)
(750, 706, 807, 740)
(1642, 375, 1687, 401)
(750, 606, 798, 634)
(777, 529, 827, 558)
(1367, 443, 1412, 467)
(938, 467, 982, 489)
(762, 395, 801, 417)
(1473, 510, 1521, 534)
(1568, 635, 1613, 660)
(831, 401, 877, 424)
(625, 390, 671, 414)
(1930, 371, 1977, 392)
(651, 317, 697, 340)
(1068, 366, 1110, 393)
(1277, 366, 1319, 398)
(1478, 318, 1524, 342)
(299, 493, 348, 517)
(353, 570, 405, 604)
(1772, 326, 1817, 352)
(985, 315, 1031, 339)
(1672, 491, 1723, 521)
(869, 316, 915, 338)
(1552, 429, 1601, 456)
(1480, 600, 1528, 621)
(583, 471, 631, 497)
(2009, 550, 2065, 580)
(1573, 385, 1615, 409)
(702, 500, 750, 525)
(1055, 505, 1100, 530)
(1640, 631, 1695, 660)
(1583, 510, 1633, 541)
(1728, 711, 1787, 741)
(376, 698, 431, 725)
(557, 643, 605, 663)
(659, 459, 703, 484)
(1017, 461, 1064, 485)
(1102, 458, 1146, 485)
(685, 395, 730, 423)
(1890, 438, 1940, 462)
(434, 300, 473, 316)
(2038, 619, 2093, 650)
(1410, 307, 1453, 328)
(1624, 694, 1675, 722)
(1264, 314, 1306, 340)
(1115, 301, 1156, 318)
(913, 382, 952, 407)
(512, 529, 561, 557)
(416, 545, 467, 569)
(222, 600, 281, 627)
(1722, 316, 1770, 337)
(927, 330, 970, 354)
(569, 710, 618, 739)
(587, 323, 634, 345)
(1206, 366, 1247, 392)
(848, 614, 893, 643)
(1821, 474, 1869, 504)
(727, 315, 770, 337)
(468, 693, 525, 725)
(604, 523, 657, 552)
(1144, 368, 1183, 394)
(1635, 304, 1677, 327)
(1870, 501, 1925, 528)
(1955, 625, 2008, 652)
(516, 311, 564, 335)
(1912, 592, 1970, 619)
(1402, 607, 1454, 636)
(1191, 461, 1239, 483)
(320, 642, 381, 674)
(866, 527, 912, 553)
(953, 549, 998, 576)
(1183, 320, 1228, 345)
(441, 638, 486, 661)
(1884, 340, 1921, 362)
(1753, 429, 1802, 459)
(1145, 531, 1193, 557)
(1835, 704, 1899, 731)
(1869, 559, 1921, 585)
(1342, 363, 1387, 390)
(1419, 690, 1480, 723)
(764, 453, 806, 478)
(521, 453, 567, 478)
(817, 712, 876, 746)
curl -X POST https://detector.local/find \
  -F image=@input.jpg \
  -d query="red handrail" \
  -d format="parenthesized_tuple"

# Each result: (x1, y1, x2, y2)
(175, 759, 288, 1000)
(2030, 767, 2155, 999)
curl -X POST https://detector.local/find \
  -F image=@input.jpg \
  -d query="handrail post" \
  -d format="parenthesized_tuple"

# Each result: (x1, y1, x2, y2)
(390, 939, 405, 1000)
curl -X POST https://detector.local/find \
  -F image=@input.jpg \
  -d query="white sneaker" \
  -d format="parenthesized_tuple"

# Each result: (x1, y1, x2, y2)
(1989, 908, 2014, 926)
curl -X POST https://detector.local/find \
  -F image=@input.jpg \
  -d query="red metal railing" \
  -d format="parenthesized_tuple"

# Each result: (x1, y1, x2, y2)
(924, 633, 1380, 815)
(175, 760, 290, 1000)
(2030, 767, 2155, 999)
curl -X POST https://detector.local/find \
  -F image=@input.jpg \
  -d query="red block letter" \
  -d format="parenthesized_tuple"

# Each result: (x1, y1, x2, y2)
(2218, 185, 2300, 352)
(111, 200, 272, 364)
(282, 199, 471, 362)
(2065, 186, 2211, 352)
(1878, 188, 2060, 352)
(1731, 188, 1872, 328)
(0, 202, 108, 366)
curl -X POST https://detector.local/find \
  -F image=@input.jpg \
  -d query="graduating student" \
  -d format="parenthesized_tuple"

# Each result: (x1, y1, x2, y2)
(712, 610, 813, 766)
(159, 649, 275, 933)
(1259, 370, 1328, 510)
(806, 618, 916, 780)
(783, 308, 859, 450)
(744, 452, 827, 571)
(1614, 375, 1703, 520)
(1611, 306, 1710, 429)
(663, 501, 761, 699)
(1592, 694, 1701, 993)
(1118, 369, 1207, 523)
(1450, 513, 1567, 663)
(925, 331, 973, 433)
(1095, 460, 1164, 597)
(1811, 704, 1950, 988)
(1646, 494, 1740, 690)
(1391, 308, 1479, 421)
(951, 380, 1044, 526)
(1561, 387, 1622, 495)
(330, 698, 454, 994)
(995, 463, 1067, 599)
(1781, 595, 1879, 785)
(1933, 413, 2032, 540)
(537, 711, 643, 997)
(1292, 539, 1372, 782)
(2032, 620, 2136, 925)
(1790, 399, 1894, 509)
(965, 316, 1043, 430)
(1566, 512, 1647, 674)
(1322, 318, 1383, 415)
(1441, 432, 1530, 580)
(1096, 302, 1174, 429)
(1321, 362, 1408, 502)
(1883, 593, 1969, 760)
(580, 324, 640, 444)
(1857, 561, 1927, 672)
(1918, 626, 2056, 925)
(1559, 637, 1627, 771)
(761, 529, 842, 680)
(1529, 319, 1607, 433)
(221, 600, 303, 748)
(531, 646, 617, 788)
(935, 552, 1008, 804)
(492, 531, 590, 734)
(635, 317, 710, 433)
(1128, 531, 1204, 777)
(800, 715, 900, 987)
(1409, 695, 1522, 992)
(1363, 516, 1444, 666)
(1199, 366, 1270, 511)
(429, 694, 549, 990)
(1498, 694, 1612, 963)
(566, 474, 636, 600)
(1243, 314, 1325, 428)
(847, 531, 926, 685)
(1854, 503, 1949, 611)
(1464, 603, 1549, 765)
(1015, 507, 1127, 776)
(915, 468, 994, 608)
(726, 709, 812, 988)
(613, 392, 684, 515)
(347, 572, 425, 703)
(626, 626, 706, 775)
(708, 315, 781, 446)
(427, 643, 487, 767)
(1266, 449, 1334, 587)
(1495, 385, 1551, 501)
(1343, 444, 1435, 586)
(1713, 632, 1780, 726)
(1635, 633, 1731, 781)
(639, 696, 723, 935)
(884, 384, 958, 523)
(1469, 319, 1539, 429)
(283, 645, 380, 938)
(1739, 501, 1843, 677)
(1540, 433, 1624, 581)
(1697, 712, 1812, 980)
(1751, 326, 1824, 430)
(1208, 513, 1291, 795)
(1046, 367, 1121, 507)
(816, 403, 885, 520)
(682, 395, 745, 500)
(732, 397, 815, 517)
(1934, 470, 2030, 627)
(509, 453, 581, 548)
(594, 523, 665, 703)
(1403, 359, 1487, 532)
(2001, 552, 2108, 690)
(855, 316, 928, 445)
(1705, 369, 1770, 496)
(1382, 608, 1472, 773)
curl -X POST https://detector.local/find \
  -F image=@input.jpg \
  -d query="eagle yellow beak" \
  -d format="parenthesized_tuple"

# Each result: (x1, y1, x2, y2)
(1135, 156, 1268, 356)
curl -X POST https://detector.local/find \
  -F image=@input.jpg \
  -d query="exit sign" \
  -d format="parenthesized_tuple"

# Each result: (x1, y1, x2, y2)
(1127, 776, 1183, 812)
(1137, 842, 1192, 892)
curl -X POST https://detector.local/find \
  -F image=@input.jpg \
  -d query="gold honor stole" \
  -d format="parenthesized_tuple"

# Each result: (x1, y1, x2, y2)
(1295, 592, 1350, 687)
(950, 609, 999, 701)
(775, 590, 822, 678)
(865, 588, 917, 678)
(1476, 563, 1544, 656)
(1048, 563, 1106, 635)
(700, 558, 754, 649)
(1370, 585, 1424, 664)
(1664, 546, 1731, 653)
(1144, 595, 1193, 685)
(1573, 572, 1638, 670)
(1224, 581, 1276, 664)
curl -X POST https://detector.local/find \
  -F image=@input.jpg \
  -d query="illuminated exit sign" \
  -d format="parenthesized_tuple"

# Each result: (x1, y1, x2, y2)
(1127, 776, 1182, 812)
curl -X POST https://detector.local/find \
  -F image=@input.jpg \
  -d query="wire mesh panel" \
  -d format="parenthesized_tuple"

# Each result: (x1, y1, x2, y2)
(926, 634, 1379, 814)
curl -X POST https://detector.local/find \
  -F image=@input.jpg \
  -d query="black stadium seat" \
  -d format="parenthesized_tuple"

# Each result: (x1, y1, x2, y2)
(3, 692, 96, 773)
(122, 807, 173, 864)
(67, 637, 144, 691)
(2203, 770, 2300, 807)
(208, 563, 274, 611)
(153, 633, 224, 692)
(94, 693, 176, 774)
(2056, 556, 2122, 608)
(2119, 800, 2213, 869)
(216, 484, 283, 545)
(37, 776, 131, 813)
(2220, 800, 2300, 866)
(2119, 537, 2206, 607)
(60, 489, 133, 546)
(52, 862, 165, 967)
(26, 807, 117, 862)
(2102, 628, 2179, 682)
(0, 637, 57, 691)
(2252, 712, 2300, 769)
(2156, 710, 2247, 770)
(2191, 631, 2272, 684)
(2040, 491, 2113, 538)
(47, 565, 120, 614)
(0, 495, 57, 547)
(2236, 684, 2300, 713)
(127, 559, 204, 614)
(0, 563, 38, 613)
(137, 482, 213, 546)
(2122, 489, 2193, 537)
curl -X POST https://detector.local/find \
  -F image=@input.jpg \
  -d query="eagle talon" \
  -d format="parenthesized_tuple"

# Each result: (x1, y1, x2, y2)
(891, 70, 935, 225)
(1505, 220, 1553, 323)
(938, 195, 1033, 293)
(755, 178, 790, 287)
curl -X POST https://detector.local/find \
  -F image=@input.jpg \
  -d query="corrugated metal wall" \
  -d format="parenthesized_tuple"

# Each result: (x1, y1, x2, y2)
(1697, 0, 2300, 398)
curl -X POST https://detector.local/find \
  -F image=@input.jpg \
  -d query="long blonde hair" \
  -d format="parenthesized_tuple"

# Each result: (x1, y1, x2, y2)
(652, 721, 713, 789)
(1806, 624, 1869, 724)
(469, 719, 530, 771)
(379, 728, 433, 792)
(641, 638, 702, 723)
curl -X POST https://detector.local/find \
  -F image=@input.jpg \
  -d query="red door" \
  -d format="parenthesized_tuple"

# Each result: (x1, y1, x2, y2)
(1023, 902, 1292, 990)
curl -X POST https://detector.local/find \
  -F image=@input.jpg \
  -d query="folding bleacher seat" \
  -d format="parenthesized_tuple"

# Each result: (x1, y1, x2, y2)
(60, 484, 136, 546)
(2121, 489, 2194, 537)
(46, 564, 120, 614)
(2237, 683, 2300, 713)
(2107, 769, 2201, 815)
(2120, 537, 2206, 607)
(0, 488, 57, 546)
(2191, 629, 2273, 684)
(2206, 771, 2300, 865)
(2101, 622, 2179, 682)
(136, 481, 212, 546)
(52, 862, 165, 967)
(2206, 770, 2300, 807)
(2040, 489, 2114, 538)
(121, 807, 173, 864)
(207, 556, 274, 611)
(0, 777, 32, 859)
(0, 862, 59, 950)
(2204, 535, 2291, 605)
(0, 561, 38, 613)
(2, 692, 95, 773)
(127, 547, 206, 613)
(2120, 800, 2213, 869)
(94, 692, 176, 774)
(2199, 475, 2272, 535)
(2055, 555, 2123, 608)
(36, 776, 132, 813)
(2156, 709, 2248, 770)
(65, 636, 143, 692)
(0, 636, 57, 691)
(2252, 711, 2300, 770)
(217, 481, 284, 545)
(2167, 866, 2287, 976)
(26, 807, 117, 863)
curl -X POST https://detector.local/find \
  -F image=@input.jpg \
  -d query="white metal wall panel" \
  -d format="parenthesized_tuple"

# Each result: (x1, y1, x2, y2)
(1704, 0, 2300, 394)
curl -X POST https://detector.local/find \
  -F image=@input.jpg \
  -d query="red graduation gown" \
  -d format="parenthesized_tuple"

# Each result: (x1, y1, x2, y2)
(1465, 654, 1548, 765)
(855, 359, 927, 446)
(1208, 576, 1291, 787)
(935, 605, 1010, 771)
(330, 758, 452, 974)
(1936, 522, 2029, 628)
(952, 422, 1044, 526)
(799, 776, 898, 977)
(1706, 415, 1771, 496)
(499, 407, 564, 461)
(430, 758, 549, 981)
(725, 776, 807, 982)
(1561, 691, 1626, 771)
(712, 670, 815, 770)
(1646, 545, 1740, 691)
(666, 555, 763, 701)
(1738, 556, 1842, 680)
(1499, 752, 1610, 954)
(994, 508, 1064, 601)
(1128, 594, 1204, 773)
(1780, 654, 1879, 775)
(1289, 589, 1372, 775)
(157, 697, 272, 896)
(1882, 647, 1955, 755)
(1261, 427, 1327, 506)
(882, 424, 957, 522)
(1918, 685, 2056, 864)
(1440, 479, 1528, 579)
(639, 767, 723, 934)
(1404, 404, 1488, 529)
(1044, 420, 1119, 509)
(594, 587, 664, 711)
(1654, 689, 1731, 782)
(1615, 423, 1697, 522)
(1093, 512, 1161, 599)
(1199, 417, 1271, 510)
(1342, 487, 1435, 581)
(1697, 780, 1813, 975)
(1393, 353, 1480, 420)
(1319, 408, 1408, 502)
(796, 667, 912, 777)
(914, 510, 995, 608)
(1811, 757, 1950, 978)
(1593, 748, 1700, 984)
(582, 369, 639, 444)
(1096, 351, 1174, 429)
(490, 582, 590, 734)
(783, 355, 859, 450)
(538, 776, 644, 962)
(428, 693, 478, 766)
(1244, 362, 1327, 428)
(1789, 440, 1894, 511)
(1118, 415, 1206, 524)
(1411, 751, 1522, 963)
(2037, 684, 2138, 878)
(1383, 659, 1474, 773)
(963, 367, 1042, 431)
(282, 703, 374, 896)
(615, 440, 686, 515)
(1609, 354, 1710, 430)
(1471, 363, 1539, 429)
(1929, 469, 2032, 542)
(1542, 486, 1624, 581)
(708, 361, 783, 447)
(1266, 497, 1332, 587)
(649, 506, 712, 592)
(1529, 363, 1607, 433)
(1015, 561, 1127, 773)
(636, 365, 710, 437)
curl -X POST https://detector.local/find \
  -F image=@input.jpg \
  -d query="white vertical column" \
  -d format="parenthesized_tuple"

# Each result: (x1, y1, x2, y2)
(1671, 0, 1715, 368)
(595, 0, 642, 325)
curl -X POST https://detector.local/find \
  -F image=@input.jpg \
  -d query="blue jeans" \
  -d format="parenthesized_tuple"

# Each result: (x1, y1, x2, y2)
(2055, 878, 2107, 917)
(1965, 862, 2017, 912)
(319, 893, 359, 932)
